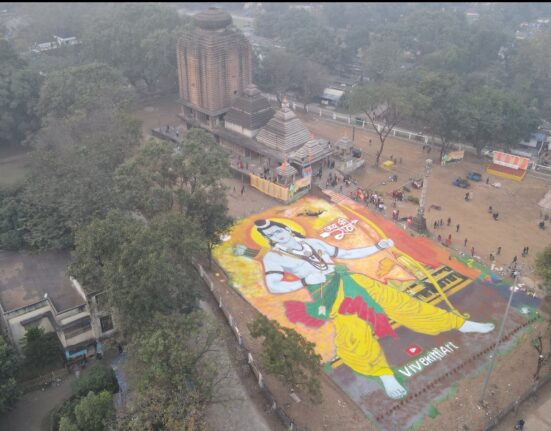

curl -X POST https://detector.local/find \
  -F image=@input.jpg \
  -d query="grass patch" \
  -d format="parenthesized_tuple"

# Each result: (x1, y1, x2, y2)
(0, 147, 31, 187)
(427, 403, 440, 418)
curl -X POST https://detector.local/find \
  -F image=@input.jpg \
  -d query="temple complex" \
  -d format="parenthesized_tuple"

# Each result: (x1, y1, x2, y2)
(216, 95, 332, 181)
(176, 8, 252, 129)
(173, 7, 362, 202)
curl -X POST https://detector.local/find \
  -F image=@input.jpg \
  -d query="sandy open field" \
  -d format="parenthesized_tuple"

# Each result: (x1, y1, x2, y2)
(301, 113, 550, 282)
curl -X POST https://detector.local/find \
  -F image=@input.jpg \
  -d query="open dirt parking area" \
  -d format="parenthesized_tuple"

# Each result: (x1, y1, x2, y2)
(302, 114, 551, 279)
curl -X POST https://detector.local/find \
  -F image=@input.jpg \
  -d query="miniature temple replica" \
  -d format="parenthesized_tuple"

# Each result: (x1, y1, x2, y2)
(333, 135, 366, 173)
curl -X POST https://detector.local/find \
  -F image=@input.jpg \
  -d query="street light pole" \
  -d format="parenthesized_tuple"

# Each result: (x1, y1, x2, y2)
(479, 270, 520, 405)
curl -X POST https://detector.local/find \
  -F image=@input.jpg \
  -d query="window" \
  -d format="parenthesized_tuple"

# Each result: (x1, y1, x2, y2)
(100, 315, 114, 333)
(64, 318, 92, 339)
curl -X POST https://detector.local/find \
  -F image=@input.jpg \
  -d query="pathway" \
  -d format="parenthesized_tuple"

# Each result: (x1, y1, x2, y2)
(0, 373, 75, 431)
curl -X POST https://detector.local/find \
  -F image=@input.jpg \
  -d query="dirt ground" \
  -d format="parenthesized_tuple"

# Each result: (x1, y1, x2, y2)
(133, 96, 551, 431)
(301, 114, 550, 280)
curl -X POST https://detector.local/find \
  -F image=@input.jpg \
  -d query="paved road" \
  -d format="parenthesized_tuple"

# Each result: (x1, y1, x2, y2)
(200, 300, 278, 431)
(0, 373, 75, 431)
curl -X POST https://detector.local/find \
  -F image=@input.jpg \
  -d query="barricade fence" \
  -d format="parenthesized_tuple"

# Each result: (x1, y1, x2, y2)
(195, 261, 303, 431)
(484, 369, 551, 430)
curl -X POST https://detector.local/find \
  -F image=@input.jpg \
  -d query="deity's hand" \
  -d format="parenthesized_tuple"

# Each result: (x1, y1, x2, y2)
(377, 239, 394, 249)
(305, 272, 326, 285)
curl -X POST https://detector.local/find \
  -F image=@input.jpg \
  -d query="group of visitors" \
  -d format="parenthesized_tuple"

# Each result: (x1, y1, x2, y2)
(351, 188, 386, 212)
(432, 218, 448, 229)
(326, 172, 344, 188)
(488, 206, 500, 221)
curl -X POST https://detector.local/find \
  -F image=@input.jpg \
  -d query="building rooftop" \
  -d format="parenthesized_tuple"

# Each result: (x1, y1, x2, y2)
(256, 99, 311, 153)
(194, 7, 233, 31)
(0, 251, 85, 313)
(224, 84, 274, 131)
(290, 138, 333, 167)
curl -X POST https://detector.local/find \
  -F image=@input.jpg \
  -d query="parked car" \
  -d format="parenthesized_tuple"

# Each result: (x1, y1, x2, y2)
(467, 172, 482, 181)
(453, 178, 470, 188)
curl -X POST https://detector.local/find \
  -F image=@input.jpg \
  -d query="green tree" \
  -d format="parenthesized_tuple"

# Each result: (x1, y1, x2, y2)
(536, 246, 551, 291)
(22, 327, 61, 370)
(38, 62, 136, 119)
(255, 8, 349, 71)
(362, 40, 402, 82)
(254, 48, 329, 104)
(0, 336, 20, 416)
(249, 315, 322, 403)
(5, 112, 142, 250)
(140, 28, 182, 94)
(349, 82, 414, 166)
(59, 416, 79, 431)
(0, 40, 42, 148)
(392, 7, 469, 57)
(413, 72, 465, 162)
(82, 3, 187, 93)
(73, 363, 119, 398)
(459, 87, 504, 155)
(116, 129, 230, 219)
(114, 139, 175, 219)
(73, 390, 114, 431)
(182, 186, 233, 268)
(121, 312, 224, 430)
(69, 211, 206, 336)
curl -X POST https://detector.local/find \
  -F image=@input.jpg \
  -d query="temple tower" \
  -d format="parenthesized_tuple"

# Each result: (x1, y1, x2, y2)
(177, 8, 252, 129)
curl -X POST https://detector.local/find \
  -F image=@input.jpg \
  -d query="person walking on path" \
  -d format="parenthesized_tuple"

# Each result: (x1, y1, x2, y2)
(522, 246, 529, 257)
(241, 185, 245, 195)
(514, 419, 525, 430)
(456, 224, 460, 233)
(447, 217, 451, 226)
(490, 253, 494, 262)
(439, 219, 444, 227)
(464, 238, 468, 247)
(497, 246, 501, 255)
(434, 221, 438, 230)
(471, 246, 475, 257)
(512, 255, 517, 264)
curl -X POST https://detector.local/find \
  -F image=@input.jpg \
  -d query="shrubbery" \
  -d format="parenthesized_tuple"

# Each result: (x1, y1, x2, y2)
(72, 363, 119, 398)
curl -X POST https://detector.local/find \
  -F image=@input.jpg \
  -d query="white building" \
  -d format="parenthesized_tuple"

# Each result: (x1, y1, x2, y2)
(0, 251, 115, 364)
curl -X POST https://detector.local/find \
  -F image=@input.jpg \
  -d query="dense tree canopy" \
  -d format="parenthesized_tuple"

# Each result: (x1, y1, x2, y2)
(120, 312, 225, 430)
(349, 82, 414, 166)
(38, 62, 136, 119)
(82, 3, 189, 93)
(69, 211, 205, 336)
(0, 40, 42, 148)
(22, 326, 62, 370)
(0, 112, 141, 250)
(249, 315, 322, 403)
(254, 48, 329, 104)
(0, 336, 20, 417)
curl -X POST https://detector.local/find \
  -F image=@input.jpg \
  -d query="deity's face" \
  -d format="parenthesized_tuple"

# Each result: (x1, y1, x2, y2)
(261, 225, 293, 245)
